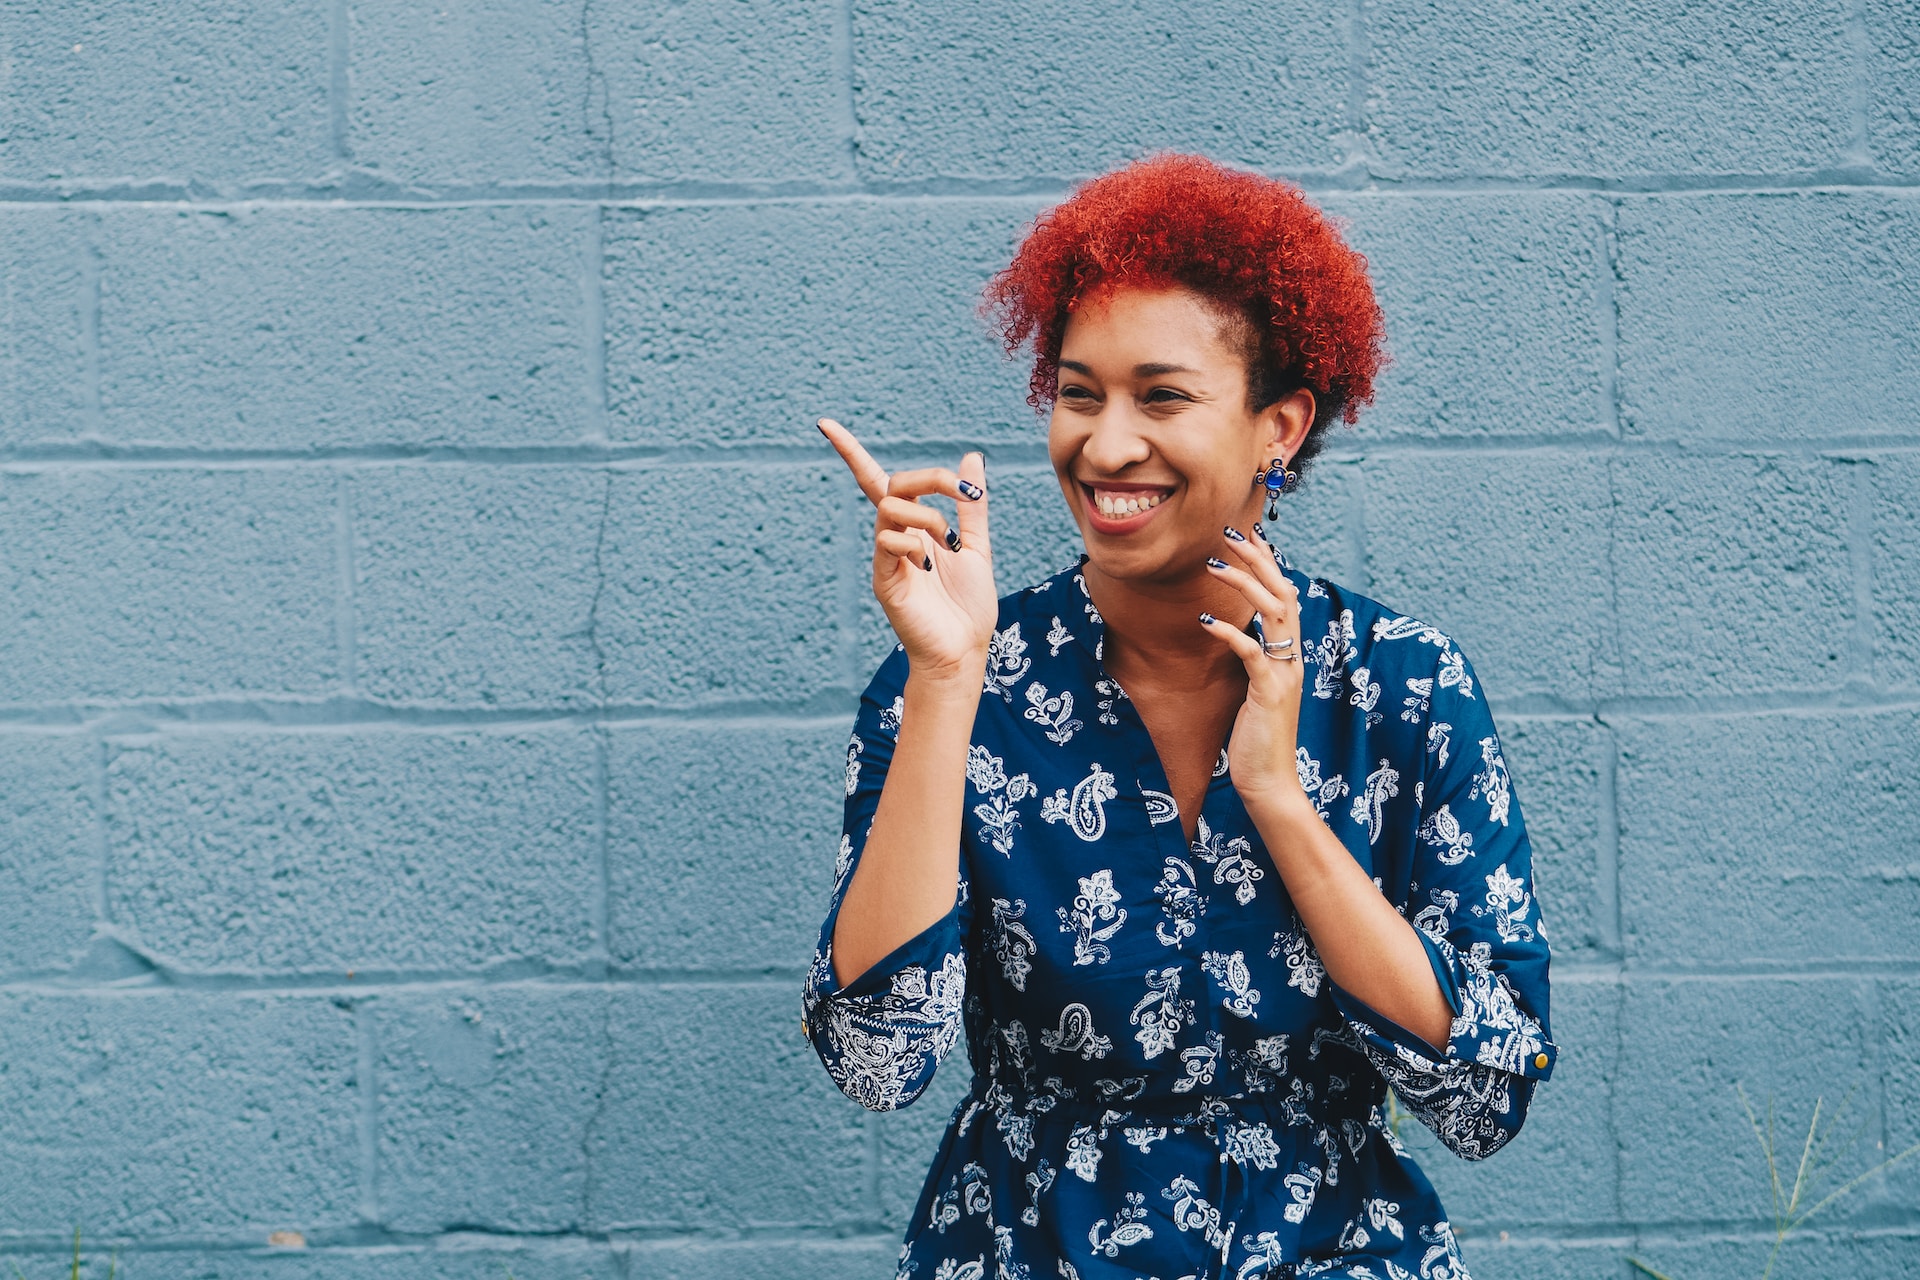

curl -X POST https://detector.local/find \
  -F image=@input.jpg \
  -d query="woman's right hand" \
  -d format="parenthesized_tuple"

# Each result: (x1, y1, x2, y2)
(818, 418, 997, 681)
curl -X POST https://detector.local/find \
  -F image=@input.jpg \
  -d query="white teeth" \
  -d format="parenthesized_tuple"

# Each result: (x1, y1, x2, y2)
(1092, 489, 1167, 518)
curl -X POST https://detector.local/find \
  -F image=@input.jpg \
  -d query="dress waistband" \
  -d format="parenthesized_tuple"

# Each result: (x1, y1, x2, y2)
(964, 1077, 1380, 1129)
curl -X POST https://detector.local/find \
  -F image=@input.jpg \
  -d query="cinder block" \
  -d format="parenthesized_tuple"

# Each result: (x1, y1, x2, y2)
(354, 0, 847, 188)
(0, 209, 90, 446)
(1617, 194, 1920, 442)
(1401, 980, 1619, 1229)
(1616, 978, 1872, 1223)
(1610, 454, 1852, 698)
(0, 2, 330, 185)
(372, 987, 609, 1233)
(1620, 1231, 1920, 1280)
(1362, 454, 1620, 702)
(1869, 0, 1920, 176)
(874, 1039, 974, 1231)
(1321, 194, 1609, 440)
(1365, 0, 1855, 178)
(347, 0, 601, 186)
(352, 467, 606, 708)
(602, 201, 1037, 446)
(850, 0, 1346, 179)
(0, 734, 97, 976)
(97, 206, 593, 448)
(596, 465, 850, 706)
(1872, 455, 1920, 688)
(0, 469, 338, 704)
(91, 1244, 626, 1279)
(105, 729, 598, 973)
(1442, 1236, 1625, 1280)
(606, 721, 848, 969)
(1618, 710, 1920, 967)
(627, 1238, 898, 1280)
(1501, 718, 1610, 962)
(0, 992, 357, 1235)
(590, 0, 845, 183)
(587, 984, 868, 1229)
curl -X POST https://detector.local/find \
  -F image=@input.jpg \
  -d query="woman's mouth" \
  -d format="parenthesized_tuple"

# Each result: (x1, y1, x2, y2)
(1082, 483, 1173, 533)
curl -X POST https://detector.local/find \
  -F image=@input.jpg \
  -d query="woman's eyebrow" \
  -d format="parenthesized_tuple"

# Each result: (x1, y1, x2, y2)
(1134, 362, 1199, 377)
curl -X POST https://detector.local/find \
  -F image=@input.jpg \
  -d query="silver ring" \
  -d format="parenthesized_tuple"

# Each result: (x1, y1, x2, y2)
(1260, 636, 1296, 660)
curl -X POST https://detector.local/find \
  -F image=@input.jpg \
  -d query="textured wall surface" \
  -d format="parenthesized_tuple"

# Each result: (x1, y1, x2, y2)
(2, 3, 1917, 1278)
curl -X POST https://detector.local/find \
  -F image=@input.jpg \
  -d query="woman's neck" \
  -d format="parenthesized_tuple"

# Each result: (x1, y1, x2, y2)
(1083, 559, 1251, 689)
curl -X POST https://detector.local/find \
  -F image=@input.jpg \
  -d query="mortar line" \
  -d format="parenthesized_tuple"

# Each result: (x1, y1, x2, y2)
(1596, 722, 1624, 959)
(329, 0, 351, 162)
(591, 725, 612, 971)
(832, 0, 861, 182)
(1598, 199, 1622, 438)
(5, 173, 1919, 209)
(9, 436, 1920, 470)
(583, 207, 609, 444)
(7, 683, 1920, 736)
(92, 735, 111, 925)
(334, 471, 357, 694)
(1342, 0, 1371, 171)
(1845, 0, 1873, 171)
(580, 0, 616, 190)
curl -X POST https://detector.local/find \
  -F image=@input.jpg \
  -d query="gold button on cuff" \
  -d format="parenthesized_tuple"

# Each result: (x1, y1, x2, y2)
(1534, 1052, 1549, 1069)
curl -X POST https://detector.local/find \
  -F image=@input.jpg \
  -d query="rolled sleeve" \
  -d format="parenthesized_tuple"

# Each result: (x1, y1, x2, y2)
(1344, 641, 1557, 1158)
(800, 649, 971, 1112)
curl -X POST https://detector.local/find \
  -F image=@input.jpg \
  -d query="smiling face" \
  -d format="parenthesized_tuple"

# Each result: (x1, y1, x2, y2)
(1049, 284, 1313, 588)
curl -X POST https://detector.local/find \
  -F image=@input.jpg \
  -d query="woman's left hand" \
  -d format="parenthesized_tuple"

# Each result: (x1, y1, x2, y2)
(1200, 527, 1311, 812)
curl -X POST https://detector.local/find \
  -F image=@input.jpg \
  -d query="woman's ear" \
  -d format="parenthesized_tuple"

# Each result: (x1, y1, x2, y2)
(1259, 388, 1316, 463)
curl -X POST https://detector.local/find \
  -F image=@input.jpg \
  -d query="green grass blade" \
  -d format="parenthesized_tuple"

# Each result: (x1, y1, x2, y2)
(1627, 1258, 1680, 1280)
(1739, 1084, 1785, 1228)
(1789, 1138, 1920, 1232)
(1785, 1096, 1821, 1218)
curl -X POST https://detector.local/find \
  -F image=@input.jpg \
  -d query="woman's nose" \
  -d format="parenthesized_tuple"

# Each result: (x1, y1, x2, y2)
(1079, 404, 1152, 472)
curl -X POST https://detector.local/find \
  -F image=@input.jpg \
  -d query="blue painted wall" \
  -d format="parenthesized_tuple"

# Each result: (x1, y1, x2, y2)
(1, 3, 1916, 1277)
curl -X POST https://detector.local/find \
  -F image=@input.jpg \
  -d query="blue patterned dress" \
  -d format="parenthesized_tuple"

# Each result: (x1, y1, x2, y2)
(803, 554, 1556, 1280)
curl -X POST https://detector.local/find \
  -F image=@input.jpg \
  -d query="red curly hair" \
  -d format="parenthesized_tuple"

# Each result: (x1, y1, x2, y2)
(984, 153, 1386, 471)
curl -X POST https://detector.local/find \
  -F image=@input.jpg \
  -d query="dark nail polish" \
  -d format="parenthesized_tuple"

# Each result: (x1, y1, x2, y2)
(945, 526, 963, 552)
(957, 479, 984, 501)
(1223, 526, 1246, 542)
(1205, 557, 1229, 570)
(1198, 612, 1216, 625)
(1253, 522, 1268, 542)
(922, 555, 933, 571)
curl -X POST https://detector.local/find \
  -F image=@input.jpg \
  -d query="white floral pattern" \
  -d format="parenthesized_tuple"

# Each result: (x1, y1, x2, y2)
(806, 561, 1554, 1280)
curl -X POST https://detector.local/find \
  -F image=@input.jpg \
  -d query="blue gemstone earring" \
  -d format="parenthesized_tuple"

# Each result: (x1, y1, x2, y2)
(1257, 458, 1298, 521)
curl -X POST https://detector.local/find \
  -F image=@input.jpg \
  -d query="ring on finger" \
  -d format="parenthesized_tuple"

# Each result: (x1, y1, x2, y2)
(1260, 636, 1297, 660)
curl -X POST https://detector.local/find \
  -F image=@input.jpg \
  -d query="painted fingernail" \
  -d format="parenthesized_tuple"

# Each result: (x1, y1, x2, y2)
(957, 479, 984, 501)
(945, 526, 963, 552)
(1198, 612, 1216, 625)
(922, 555, 933, 571)
(1223, 526, 1246, 542)
(1205, 557, 1229, 570)
(1253, 522, 1268, 541)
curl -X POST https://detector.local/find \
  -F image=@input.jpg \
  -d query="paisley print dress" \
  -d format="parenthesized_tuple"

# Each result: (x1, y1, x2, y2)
(803, 555, 1556, 1280)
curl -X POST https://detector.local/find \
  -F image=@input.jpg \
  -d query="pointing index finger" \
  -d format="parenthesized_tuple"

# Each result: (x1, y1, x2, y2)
(816, 417, 890, 506)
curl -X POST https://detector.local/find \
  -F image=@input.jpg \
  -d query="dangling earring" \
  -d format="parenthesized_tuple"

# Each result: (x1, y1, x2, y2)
(1256, 457, 1298, 521)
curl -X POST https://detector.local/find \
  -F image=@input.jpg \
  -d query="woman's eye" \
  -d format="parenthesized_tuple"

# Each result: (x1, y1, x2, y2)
(1145, 387, 1190, 404)
(1059, 385, 1096, 401)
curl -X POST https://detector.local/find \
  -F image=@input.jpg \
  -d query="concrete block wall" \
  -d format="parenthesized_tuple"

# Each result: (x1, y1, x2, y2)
(1, 3, 1915, 1277)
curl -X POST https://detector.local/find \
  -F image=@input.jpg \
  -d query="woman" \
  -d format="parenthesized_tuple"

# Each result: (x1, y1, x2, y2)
(803, 153, 1554, 1280)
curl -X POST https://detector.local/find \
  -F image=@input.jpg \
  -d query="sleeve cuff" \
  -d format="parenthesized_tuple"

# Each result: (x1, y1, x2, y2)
(1330, 956, 1557, 1084)
(805, 899, 965, 1014)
